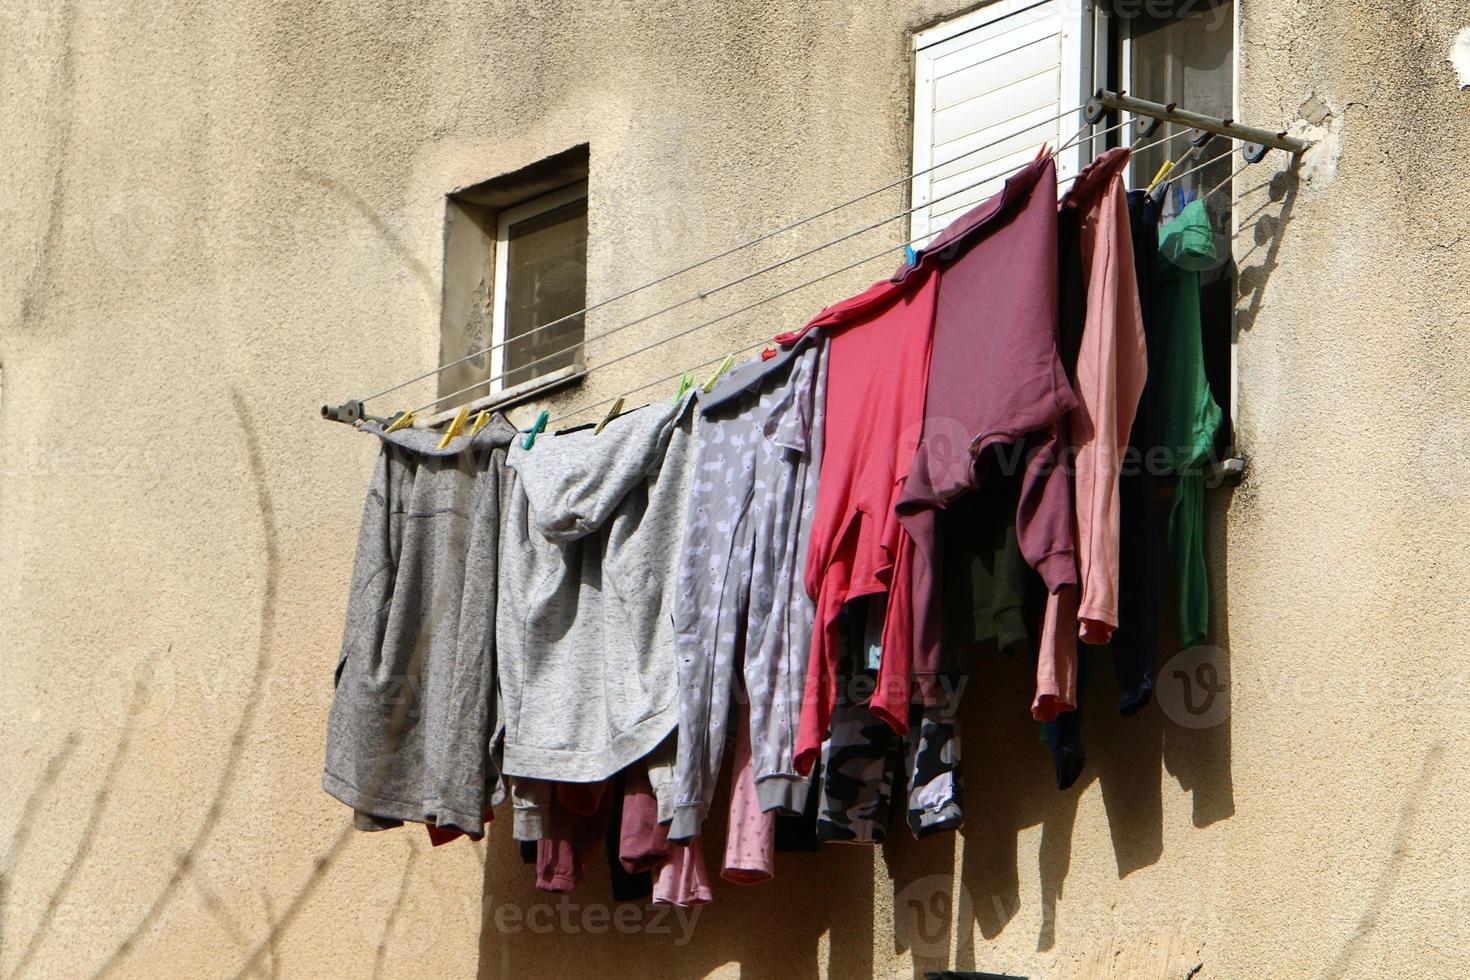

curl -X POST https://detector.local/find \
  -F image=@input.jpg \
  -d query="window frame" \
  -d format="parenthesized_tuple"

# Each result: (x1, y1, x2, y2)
(488, 178, 590, 396)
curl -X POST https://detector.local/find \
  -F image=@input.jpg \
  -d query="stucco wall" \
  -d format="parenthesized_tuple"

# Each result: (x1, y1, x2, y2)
(2, 0, 1468, 977)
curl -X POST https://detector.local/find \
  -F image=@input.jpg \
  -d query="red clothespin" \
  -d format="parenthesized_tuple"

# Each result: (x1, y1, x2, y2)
(760, 347, 778, 361)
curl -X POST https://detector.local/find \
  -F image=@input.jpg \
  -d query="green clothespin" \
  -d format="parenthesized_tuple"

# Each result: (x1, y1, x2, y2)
(673, 371, 695, 403)
(701, 354, 736, 394)
(521, 409, 549, 449)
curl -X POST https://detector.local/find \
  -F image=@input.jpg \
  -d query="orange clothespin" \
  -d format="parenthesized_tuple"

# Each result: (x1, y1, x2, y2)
(1035, 142, 1052, 162)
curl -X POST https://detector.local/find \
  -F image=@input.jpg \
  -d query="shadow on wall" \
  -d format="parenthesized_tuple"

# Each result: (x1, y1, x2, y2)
(469, 524, 1242, 979)
(3, 389, 362, 980)
(465, 614, 1237, 980)
(1235, 168, 1301, 337)
(473, 780, 879, 979)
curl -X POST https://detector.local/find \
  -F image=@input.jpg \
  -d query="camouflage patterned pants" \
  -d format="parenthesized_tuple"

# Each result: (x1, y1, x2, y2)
(814, 693, 964, 843)
(815, 601, 965, 843)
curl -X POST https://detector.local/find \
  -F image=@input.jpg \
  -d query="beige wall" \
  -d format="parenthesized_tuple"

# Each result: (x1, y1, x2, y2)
(2, 0, 1468, 976)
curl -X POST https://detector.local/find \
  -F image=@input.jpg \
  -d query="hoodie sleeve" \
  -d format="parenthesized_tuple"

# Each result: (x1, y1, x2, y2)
(441, 453, 504, 826)
(334, 442, 401, 687)
(1016, 419, 1078, 594)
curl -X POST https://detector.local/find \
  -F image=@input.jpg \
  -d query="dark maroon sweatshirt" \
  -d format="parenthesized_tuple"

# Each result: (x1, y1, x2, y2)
(895, 155, 1079, 701)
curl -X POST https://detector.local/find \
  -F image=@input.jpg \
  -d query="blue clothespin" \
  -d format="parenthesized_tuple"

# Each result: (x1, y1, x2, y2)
(521, 409, 549, 449)
(903, 244, 918, 266)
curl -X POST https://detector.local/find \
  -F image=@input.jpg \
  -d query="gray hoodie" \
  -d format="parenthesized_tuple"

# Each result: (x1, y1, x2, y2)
(497, 393, 698, 783)
(323, 414, 516, 837)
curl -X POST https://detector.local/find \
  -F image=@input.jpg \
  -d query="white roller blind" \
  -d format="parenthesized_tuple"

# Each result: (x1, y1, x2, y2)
(911, 0, 1090, 243)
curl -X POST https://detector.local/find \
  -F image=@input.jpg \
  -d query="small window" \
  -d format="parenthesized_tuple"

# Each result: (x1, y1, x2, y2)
(436, 145, 589, 412)
(492, 181, 588, 391)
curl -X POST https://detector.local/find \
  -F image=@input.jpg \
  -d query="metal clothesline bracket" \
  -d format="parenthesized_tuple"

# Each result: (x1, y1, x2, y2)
(321, 399, 366, 425)
(1206, 454, 1248, 488)
(1093, 89, 1311, 156)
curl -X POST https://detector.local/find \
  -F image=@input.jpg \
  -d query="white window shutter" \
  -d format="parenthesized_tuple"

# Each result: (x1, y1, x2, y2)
(911, 0, 1092, 244)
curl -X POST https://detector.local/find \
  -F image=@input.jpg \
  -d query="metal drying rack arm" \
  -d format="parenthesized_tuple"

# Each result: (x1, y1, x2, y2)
(1088, 89, 1312, 157)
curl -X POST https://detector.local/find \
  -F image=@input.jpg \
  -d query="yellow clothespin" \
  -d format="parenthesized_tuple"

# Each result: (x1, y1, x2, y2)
(384, 411, 416, 434)
(1144, 159, 1176, 195)
(701, 354, 736, 394)
(470, 409, 490, 436)
(594, 397, 625, 435)
(436, 406, 470, 449)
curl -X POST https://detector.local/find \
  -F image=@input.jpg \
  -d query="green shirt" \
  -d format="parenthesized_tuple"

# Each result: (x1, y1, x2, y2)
(1155, 200, 1223, 647)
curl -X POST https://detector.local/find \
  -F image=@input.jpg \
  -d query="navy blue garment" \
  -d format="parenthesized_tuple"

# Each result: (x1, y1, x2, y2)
(1042, 192, 1162, 790)
(1042, 660, 1089, 791)
(1109, 189, 1165, 715)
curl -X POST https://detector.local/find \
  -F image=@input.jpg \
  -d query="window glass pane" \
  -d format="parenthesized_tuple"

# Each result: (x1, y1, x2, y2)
(1126, 0, 1235, 447)
(501, 197, 587, 388)
(1129, 0, 1234, 224)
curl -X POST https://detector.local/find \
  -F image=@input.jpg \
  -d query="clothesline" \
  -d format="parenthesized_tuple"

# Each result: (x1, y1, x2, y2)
(418, 125, 1265, 427)
(412, 116, 1205, 421)
(324, 93, 1305, 426)
(356, 101, 1091, 407)
(541, 177, 1274, 434)
(412, 116, 1144, 418)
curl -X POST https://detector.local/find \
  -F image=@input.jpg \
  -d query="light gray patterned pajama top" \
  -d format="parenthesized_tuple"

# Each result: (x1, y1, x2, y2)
(668, 335, 828, 841)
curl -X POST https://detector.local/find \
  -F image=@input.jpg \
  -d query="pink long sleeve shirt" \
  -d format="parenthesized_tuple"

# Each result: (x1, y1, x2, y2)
(1033, 147, 1148, 719)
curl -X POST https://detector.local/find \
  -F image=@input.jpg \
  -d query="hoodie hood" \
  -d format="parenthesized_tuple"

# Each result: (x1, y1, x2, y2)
(508, 392, 697, 542)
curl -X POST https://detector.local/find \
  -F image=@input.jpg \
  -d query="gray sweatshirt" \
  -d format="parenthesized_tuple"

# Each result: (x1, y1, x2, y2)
(497, 393, 698, 783)
(322, 414, 516, 837)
